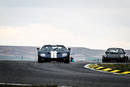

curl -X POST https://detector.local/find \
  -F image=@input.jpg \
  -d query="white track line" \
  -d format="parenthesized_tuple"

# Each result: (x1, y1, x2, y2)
(0, 83, 32, 86)
(0, 83, 72, 87)
(84, 64, 96, 71)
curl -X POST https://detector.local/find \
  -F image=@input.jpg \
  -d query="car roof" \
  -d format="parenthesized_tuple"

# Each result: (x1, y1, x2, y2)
(107, 48, 124, 50)
(43, 45, 65, 47)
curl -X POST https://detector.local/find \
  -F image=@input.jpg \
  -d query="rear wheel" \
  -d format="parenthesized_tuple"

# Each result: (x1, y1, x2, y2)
(102, 57, 107, 62)
(38, 56, 42, 63)
(123, 57, 128, 63)
(64, 58, 70, 63)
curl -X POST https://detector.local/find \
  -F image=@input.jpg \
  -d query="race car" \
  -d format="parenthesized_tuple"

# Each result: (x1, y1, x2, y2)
(102, 48, 128, 63)
(37, 45, 71, 63)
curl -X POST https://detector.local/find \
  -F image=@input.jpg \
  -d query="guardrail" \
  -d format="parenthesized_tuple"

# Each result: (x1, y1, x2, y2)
(0, 55, 37, 61)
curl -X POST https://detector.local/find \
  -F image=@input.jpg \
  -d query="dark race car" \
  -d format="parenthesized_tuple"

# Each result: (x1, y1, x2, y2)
(102, 48, 128, 63)
(37, 45, 71, 63)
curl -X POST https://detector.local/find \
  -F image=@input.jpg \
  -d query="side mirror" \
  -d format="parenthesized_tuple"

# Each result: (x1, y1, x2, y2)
(37, 48, 40, 51)
(105, 52, 107, 54)
(68, 48, 71, 51)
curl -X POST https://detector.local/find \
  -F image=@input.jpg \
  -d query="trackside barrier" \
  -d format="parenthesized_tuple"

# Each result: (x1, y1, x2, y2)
(85, 64, 130, 75)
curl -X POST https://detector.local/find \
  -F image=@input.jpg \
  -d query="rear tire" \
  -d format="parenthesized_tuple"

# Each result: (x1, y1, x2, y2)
(124, 57, 128, 63)
(38, 56, 42, 63)
(64, 58, 70, 63)
(102, 57, 107, 62)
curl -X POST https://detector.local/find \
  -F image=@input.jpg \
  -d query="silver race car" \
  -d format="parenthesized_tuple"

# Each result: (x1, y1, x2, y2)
(102, 48, 128, 63)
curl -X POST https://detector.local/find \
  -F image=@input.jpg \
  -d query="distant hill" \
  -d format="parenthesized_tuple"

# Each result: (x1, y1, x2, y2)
(0, 46, 130, 62)
(0, 46, 37, 61)
(71, 47, 105, 61)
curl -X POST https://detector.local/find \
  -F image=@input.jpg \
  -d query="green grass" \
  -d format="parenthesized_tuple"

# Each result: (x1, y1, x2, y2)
(98, 64, 130, 71)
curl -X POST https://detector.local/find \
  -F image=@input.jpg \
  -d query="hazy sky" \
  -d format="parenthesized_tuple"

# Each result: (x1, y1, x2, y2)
(0, 0, 130, 49)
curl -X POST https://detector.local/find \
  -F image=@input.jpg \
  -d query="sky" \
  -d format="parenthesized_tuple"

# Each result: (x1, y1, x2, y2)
(0, 0, 130, 49)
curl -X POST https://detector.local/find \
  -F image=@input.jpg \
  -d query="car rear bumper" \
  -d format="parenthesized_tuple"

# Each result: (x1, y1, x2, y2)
(103, 57, 126, 62)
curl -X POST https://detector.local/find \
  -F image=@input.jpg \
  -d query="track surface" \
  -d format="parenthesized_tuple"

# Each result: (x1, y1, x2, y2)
(0, 61, 130, 87)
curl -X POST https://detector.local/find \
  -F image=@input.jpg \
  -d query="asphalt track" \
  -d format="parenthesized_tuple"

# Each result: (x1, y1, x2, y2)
(0, 61, 130, 87)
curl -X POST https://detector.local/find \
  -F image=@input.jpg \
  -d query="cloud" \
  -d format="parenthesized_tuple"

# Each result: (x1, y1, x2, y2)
(0, 24, 87, 47)
(0, 23, 130, 49)
(0, 4, 130, 49)
(0, 0, 130, 8)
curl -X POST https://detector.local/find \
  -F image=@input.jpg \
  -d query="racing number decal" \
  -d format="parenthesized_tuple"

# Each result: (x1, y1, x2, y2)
(51, 51, 57, 58)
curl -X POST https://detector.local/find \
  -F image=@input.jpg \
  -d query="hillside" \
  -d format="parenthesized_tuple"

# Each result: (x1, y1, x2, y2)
(0, 46, 129, 62)
(71, 47, 105, 61)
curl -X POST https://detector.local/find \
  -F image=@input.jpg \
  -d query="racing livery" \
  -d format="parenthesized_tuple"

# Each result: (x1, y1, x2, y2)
(37, 45, 71, 63)
(102, 48, 128, 62)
